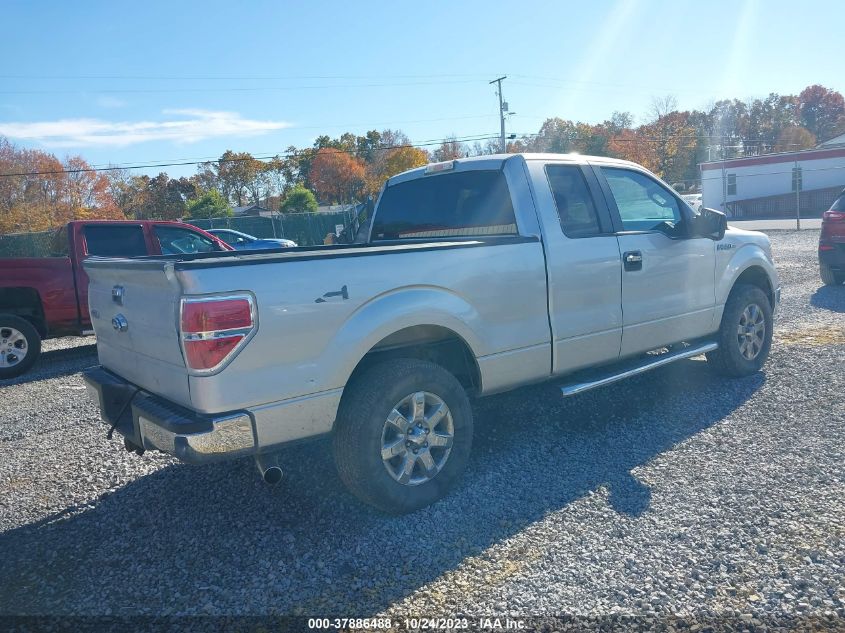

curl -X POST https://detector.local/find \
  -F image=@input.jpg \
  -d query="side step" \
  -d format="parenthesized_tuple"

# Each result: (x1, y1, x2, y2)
(560, 341, 718, 397)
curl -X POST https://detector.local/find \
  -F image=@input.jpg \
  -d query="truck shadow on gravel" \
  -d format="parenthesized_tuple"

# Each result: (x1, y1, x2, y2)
(809, 285, 845, 312)
(0, 344, 98, 387)
(0, 358, 764, 616)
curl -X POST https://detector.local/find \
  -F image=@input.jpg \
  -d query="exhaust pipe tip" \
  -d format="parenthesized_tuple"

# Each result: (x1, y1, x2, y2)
(262, 466, 284, 485)
(255, 452, 284, 485)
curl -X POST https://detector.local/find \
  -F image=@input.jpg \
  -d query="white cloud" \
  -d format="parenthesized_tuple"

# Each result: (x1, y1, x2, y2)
(0, 109, 291, 147)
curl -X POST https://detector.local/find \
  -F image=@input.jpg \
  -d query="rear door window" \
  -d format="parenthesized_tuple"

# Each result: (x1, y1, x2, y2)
(372, 169, 517, 240)
(83, 225, 148, 257)
(155, 226, 219, 255)
(545, 165, 602, 238)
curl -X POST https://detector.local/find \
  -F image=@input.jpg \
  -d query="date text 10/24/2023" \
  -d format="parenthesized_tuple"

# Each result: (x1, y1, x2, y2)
(307, 617, 527, 630)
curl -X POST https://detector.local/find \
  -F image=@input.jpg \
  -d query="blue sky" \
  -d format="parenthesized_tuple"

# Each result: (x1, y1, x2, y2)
(1, 0, 843, 177)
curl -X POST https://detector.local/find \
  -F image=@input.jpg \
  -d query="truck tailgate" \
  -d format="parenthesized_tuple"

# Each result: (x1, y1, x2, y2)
(84, 258, 192, 407)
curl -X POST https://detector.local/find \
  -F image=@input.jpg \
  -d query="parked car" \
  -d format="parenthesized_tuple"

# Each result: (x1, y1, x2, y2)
(206, 228, 296, 250)
(819, 188, 845, 286)
(682, 193, 703, 212)
(0, 220, 231, 379)
(82, 154, 780, 513)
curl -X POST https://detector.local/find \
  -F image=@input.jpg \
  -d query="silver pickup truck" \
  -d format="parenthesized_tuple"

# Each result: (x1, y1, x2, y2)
(83, 153, 780, 513)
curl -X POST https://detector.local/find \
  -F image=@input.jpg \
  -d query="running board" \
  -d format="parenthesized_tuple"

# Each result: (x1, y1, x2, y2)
(560, 341, 718, 397)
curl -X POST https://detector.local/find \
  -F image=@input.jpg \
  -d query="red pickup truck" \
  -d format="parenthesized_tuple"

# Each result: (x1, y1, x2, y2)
(0, 220, 232, 378)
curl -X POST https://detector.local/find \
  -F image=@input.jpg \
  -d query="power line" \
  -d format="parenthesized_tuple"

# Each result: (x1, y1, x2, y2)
(0, 133, 503, 178)
(0, 72, 491, 81)
(0, 79, 487, 96)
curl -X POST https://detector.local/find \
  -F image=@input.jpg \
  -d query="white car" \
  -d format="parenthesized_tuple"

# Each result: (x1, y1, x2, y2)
(682, 193, 703, 212)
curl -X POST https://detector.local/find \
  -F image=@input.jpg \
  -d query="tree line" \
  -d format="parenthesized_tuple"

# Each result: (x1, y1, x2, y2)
(1, 84, 843, 234)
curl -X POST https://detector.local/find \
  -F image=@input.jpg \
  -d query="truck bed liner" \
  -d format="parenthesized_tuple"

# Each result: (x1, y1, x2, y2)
(83, 235, 539, 271)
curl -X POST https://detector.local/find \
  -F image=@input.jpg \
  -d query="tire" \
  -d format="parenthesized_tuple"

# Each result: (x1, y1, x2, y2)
(0, 315, 42, 380)
(706, 284, 773, 378)
(820, 263, 844, 286)
(333, 358, 473, 514)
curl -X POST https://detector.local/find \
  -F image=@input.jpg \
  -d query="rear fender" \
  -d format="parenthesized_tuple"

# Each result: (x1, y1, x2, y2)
(323, 285, 484, 392)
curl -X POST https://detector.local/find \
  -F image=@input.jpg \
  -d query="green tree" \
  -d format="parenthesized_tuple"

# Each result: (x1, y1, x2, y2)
(280, 185, 318, 213)
(186, 190, 232, 219)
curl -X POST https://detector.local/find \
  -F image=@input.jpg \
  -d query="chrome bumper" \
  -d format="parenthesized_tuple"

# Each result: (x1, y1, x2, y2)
(137, 408, 255, 462)
(83, 367, 256, 463)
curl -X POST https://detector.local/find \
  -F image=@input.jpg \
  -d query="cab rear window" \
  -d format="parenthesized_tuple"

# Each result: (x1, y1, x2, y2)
(84, 225, 147, 257)
(372, 170, 517, 241)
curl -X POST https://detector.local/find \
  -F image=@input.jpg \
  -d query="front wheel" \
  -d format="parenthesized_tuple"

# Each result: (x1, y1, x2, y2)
(706, 284, 773, 377)
(0, 315, 42, 380)
(333, 358, 473, 514)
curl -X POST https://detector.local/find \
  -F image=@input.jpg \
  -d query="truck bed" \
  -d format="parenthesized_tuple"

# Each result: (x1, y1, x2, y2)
(83, 233, 551, 417)
(83, 235, 538, 271)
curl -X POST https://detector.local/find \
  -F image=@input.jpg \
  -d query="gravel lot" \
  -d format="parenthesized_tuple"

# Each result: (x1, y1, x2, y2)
(1, 230, 843, 625)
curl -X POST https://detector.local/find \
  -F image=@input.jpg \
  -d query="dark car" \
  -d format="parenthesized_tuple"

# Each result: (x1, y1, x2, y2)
(207, 228, 296, 250)
(819, 189, 845, 286)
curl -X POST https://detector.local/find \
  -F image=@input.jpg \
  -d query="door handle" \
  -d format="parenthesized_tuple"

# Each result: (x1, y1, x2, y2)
(623, 251, 643, 271)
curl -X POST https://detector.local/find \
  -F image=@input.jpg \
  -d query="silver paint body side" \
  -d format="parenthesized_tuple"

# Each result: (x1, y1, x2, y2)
(84, 153, 779, 452)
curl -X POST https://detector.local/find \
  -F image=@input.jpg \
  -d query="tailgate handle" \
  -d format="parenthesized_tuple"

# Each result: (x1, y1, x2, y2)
(623, 251, 643, 271)
(112, 314, 129, 332)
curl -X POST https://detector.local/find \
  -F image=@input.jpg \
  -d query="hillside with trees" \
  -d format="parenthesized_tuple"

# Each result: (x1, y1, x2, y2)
(1, 84, 843, 234)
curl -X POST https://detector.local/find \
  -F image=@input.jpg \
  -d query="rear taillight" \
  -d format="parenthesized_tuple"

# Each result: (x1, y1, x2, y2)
(180, 295, 255, 372)
(823, 210, 845, 221)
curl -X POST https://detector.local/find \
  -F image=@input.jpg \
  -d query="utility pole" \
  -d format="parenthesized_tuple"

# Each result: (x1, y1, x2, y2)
(490, 76, 507, 153)
(795, 159, 801, 230)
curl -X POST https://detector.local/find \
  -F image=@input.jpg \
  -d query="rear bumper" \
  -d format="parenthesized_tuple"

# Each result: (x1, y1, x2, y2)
(819, 243, 845, 270)
(82, 366, 255, 464)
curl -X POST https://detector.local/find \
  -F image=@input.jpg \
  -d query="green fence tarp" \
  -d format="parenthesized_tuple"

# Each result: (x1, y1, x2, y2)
(187, 211, 355, 247)
(0, 230, 60, 258)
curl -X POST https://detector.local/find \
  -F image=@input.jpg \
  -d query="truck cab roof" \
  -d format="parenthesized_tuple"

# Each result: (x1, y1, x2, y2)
(388, 153, 642, 186)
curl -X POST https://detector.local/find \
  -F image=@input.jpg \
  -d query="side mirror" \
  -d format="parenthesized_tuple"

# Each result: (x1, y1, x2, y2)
(691, 207, 727, 240)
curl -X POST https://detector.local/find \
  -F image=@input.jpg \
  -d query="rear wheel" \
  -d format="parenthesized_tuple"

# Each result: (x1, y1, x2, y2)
(333, 358, 473, 514)
(706, 284, 773, 377)
(820, 262, 844, 286)
(0, 315, 41, 379)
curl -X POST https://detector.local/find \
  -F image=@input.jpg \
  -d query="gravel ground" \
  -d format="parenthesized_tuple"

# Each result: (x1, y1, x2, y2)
(0, 230, 843, 626)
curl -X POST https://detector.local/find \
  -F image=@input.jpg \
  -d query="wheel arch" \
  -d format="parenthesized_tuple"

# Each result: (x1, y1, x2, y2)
(732, 266, 774, 305)
(346, 324, 482, 396)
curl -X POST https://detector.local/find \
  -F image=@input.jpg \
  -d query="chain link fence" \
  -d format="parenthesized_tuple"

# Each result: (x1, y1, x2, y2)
(0, 229, 62, 258)
(186, 210, 357, 247)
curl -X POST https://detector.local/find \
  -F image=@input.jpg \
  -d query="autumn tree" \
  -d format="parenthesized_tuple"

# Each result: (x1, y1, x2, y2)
(309, 148, 366, 204)
(798, 85, 845, 142)
(774, 126, 816, 152)
(746, 93, 800, 153)
(186, 190, 232, 219)
(527, 118, 579, 153)
(641, 111, 697, 182)
(280, 185, 318, 213)
(432, 137, 467, 161)
(199, 151, 268, 207)
(608, 129, 659, 173)
(0, 138, 122, 233)
(365, 146, 428, 194)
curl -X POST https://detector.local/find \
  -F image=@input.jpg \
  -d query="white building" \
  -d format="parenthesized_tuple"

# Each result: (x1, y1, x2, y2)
(700, 146, 845, 218)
